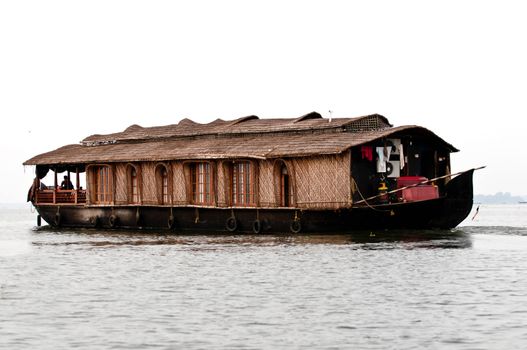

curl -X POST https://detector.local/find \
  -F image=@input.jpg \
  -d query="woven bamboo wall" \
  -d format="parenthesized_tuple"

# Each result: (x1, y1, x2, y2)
(292, 153, 351, 209)
(141, 162, 157, 205)
(258, 160, 274, 207)
(172, 161, 186, 205)
(114, 163, 127, 205)
(85, 167, 93, 205)
(87, 154, 351, 209)
(217, 160, 228, 207)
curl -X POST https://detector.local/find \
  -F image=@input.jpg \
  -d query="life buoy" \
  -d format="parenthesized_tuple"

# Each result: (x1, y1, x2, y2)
(385, 161, 394, 177)
(226, 216, 237, 232)
(252, 219, 261, 234)
(89, 216, 100, 228)
(109, 214, 118, 228)
(290, 220, 301, 234)
(168, 215, 175, 229)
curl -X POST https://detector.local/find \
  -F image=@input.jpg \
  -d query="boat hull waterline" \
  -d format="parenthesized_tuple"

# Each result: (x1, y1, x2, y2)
(34, 170, 474, 233)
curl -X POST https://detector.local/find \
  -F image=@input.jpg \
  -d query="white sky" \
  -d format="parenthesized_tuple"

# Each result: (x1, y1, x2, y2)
(1, 0, 526, 203)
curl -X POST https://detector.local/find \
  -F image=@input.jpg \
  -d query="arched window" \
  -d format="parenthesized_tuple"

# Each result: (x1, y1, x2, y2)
(127, 164, 140, 204)
(89, 165, 113, 204)
(280, 163, 290, 207)
(231, 160, 256, 206)
(191, 162, 214, 205)
(274, 160, 293, 207)
(155, 163, 170, 205)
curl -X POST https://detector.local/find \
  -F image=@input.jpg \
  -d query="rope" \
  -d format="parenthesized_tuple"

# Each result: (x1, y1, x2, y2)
(354, 166, 486, 205)
(471, 205, 480, 221)
(351, 177, 390, 212)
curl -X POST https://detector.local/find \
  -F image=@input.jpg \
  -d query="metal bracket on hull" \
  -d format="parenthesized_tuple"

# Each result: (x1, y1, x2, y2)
(194, 208, 200, 224)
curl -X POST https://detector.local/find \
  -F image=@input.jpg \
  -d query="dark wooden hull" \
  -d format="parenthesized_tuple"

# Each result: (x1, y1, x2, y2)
(34, 170, 474, 233)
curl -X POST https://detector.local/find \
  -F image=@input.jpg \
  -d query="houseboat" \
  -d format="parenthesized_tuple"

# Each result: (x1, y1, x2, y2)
(24, 112, 478, 233)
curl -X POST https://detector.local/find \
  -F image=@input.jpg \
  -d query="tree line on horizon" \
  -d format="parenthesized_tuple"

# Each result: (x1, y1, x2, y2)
(474, 192, 526, 204)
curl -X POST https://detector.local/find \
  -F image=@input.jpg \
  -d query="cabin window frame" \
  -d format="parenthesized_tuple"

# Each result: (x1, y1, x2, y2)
(126, 163, 141, 204)
(155, 162, 171, 205)
(189, 161, 215, 206)
(229, 160, 257, 207)
(87, 164, 114, 205)
(273, 159, 294, 207)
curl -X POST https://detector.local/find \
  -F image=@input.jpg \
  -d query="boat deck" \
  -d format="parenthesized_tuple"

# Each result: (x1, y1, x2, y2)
(35, 189, 87, 205)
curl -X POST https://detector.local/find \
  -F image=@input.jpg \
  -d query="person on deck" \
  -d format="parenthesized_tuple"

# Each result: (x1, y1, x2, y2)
(60, 175, 74, 190)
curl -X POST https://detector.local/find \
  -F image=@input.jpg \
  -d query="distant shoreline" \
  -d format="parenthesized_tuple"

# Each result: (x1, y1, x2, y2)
(474, 192, 526, 204)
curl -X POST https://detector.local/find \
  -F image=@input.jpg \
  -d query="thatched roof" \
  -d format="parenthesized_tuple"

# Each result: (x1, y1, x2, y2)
(80, 112, 392, 145)
(24, 113, 458, 166)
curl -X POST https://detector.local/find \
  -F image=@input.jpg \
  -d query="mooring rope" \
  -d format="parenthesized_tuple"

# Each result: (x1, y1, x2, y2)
(471, 205, 480, 221)
(353, 166, 486, 206)
(351, 177, 390, 212)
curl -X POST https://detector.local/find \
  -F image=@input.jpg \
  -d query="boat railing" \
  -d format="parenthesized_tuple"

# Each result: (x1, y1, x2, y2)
(35, 189, 87, 205)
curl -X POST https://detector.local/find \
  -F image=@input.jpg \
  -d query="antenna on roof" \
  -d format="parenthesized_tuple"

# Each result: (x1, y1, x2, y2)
(329, 110, 332, 123)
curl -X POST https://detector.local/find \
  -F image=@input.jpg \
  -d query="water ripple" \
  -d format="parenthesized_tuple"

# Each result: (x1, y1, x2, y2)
(2, 206, 527, 349)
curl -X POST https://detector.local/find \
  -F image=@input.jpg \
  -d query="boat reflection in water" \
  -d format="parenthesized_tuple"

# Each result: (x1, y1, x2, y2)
(32, 226, 473, 250)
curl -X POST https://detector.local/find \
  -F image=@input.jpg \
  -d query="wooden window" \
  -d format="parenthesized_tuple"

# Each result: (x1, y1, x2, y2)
(156, 164, 170, 205)
(274, 160, 293, 207)
(231, 161, 255, 206)
(280, 164, 291, 207)
(161, 168, 168, 204)
(191, 162, 213, 205)
(94, 165, 112, 204)
(128, 165, 139, 204)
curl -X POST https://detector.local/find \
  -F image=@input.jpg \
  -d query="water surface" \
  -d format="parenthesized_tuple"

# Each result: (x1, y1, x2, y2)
(1, 204, 527, 349)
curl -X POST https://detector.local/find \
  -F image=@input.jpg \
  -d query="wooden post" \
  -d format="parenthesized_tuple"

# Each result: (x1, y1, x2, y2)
(53, 169, 57, 204)
(75, 168, 80, 204)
